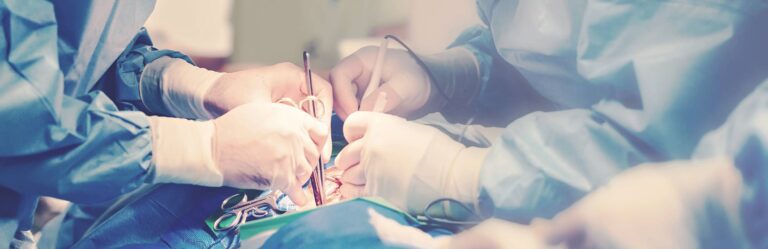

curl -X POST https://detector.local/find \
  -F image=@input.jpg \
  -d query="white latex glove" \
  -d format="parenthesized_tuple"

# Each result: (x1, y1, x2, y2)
(148, 103, 328, 206)
(140, 57, 223, 120)
(330, 47, 433, 119)
(330, 46, 479, 120)
(543, 158, 747, 249)
(335, 111, 488, 216)
(141, 60, 333, 162)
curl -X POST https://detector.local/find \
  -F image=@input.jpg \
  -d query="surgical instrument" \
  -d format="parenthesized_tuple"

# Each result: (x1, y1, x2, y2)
(213, 191, 287, 232)
(361, 38, 390, 101)
(302, 51, 326, 206)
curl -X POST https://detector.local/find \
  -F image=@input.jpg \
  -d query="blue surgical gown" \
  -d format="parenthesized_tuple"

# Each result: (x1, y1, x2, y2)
(0, 0, 191, 245)
(442, 0, 768, 223)
(0, 0, 193, 201)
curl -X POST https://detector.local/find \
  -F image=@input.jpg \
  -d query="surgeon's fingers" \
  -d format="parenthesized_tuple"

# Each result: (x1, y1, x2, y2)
(341, 164, 366, 186)
(342, 111, 379, 143)
(292, 126, 318, 208)
(335, 139, 364, 171)
(308, 74, 335, 164)
(359, 83, 400, 114)
(300, 133, 320, 172)
(322, 134, 332, 164)
(284, 182, 308, 207)
(292, 133, 314, 181)
(302, 114, 329, 154)
(310, 74, 334, 126)
(330, 54, 367, 120)
(269, 147, 307, 207)
(339, 183, 365, 200)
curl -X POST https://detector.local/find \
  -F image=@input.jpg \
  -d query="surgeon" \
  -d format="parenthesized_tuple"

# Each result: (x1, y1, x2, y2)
(542, 79, 768, 248)
(0, 0, 331, 247)
(331, 0, 768, 226)
(427, 79, 768, 248)
(365, 79, 768, 248)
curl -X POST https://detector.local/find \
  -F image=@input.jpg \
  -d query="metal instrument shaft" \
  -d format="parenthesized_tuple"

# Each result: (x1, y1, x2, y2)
(303, 51, 325, 206)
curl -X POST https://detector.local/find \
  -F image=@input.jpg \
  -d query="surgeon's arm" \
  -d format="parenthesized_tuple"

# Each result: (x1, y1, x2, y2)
(0, 21, 193, 204)
(416, 15, 555, 126)
(456, 83, 768, 249)
(478, 80, 768, 231)
(107, 28, 213, 119)
(0, 95, 154, 204)
(535, 81, 768, 247)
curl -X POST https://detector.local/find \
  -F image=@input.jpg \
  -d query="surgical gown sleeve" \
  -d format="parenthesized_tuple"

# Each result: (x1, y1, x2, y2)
(693, 80, 768, 247)
(0, 2, 179, 204)
(109, 28, 193, 116)
(470, 0, 768, 223)
(434, 25, 554, 125)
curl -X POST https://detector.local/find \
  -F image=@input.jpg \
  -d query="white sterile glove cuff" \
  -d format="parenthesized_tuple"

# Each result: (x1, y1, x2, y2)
(148, 116, 223, 186)
(361, 114, 488, 216)
(141, 58, 222, 120)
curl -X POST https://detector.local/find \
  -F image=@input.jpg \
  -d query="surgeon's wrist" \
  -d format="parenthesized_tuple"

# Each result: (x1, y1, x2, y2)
(148, 116, 223, 187)
(363, 119, 441, 212)
(142, 58, 223, 120)
(409, 138, 487, 218)
(366, 119, 486, 216)
(446, 146, 487, 213)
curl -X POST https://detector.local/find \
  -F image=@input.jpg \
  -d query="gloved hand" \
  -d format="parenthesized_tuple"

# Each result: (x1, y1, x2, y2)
(330, 47, 432, 119)
(330, 46, 480, 120)
(148, 103, 329, 206)
(140, 59, 333, 162)
(542, 158, 747, 249)
(205, 62, 332, 122)
(334, 111, 488, 216)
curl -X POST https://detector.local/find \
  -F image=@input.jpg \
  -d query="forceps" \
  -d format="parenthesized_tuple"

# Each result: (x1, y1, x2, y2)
(213, 192, 286, 232)
(275, 51, 326, 207)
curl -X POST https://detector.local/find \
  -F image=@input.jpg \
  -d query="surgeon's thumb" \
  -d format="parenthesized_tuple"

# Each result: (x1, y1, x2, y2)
(359, 85, 401, 114)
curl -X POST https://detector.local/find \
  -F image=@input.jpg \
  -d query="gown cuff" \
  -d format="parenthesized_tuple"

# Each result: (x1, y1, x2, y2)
(140, 58, 222, 120)
(419, 47, 482, 110)
(139, 57, 176, 116)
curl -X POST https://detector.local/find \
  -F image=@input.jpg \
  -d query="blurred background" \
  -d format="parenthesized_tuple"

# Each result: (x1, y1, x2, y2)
(144, 0, 481, 75)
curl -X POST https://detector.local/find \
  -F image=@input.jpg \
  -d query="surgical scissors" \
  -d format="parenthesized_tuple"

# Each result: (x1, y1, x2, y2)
(213, 191, 287, 232)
